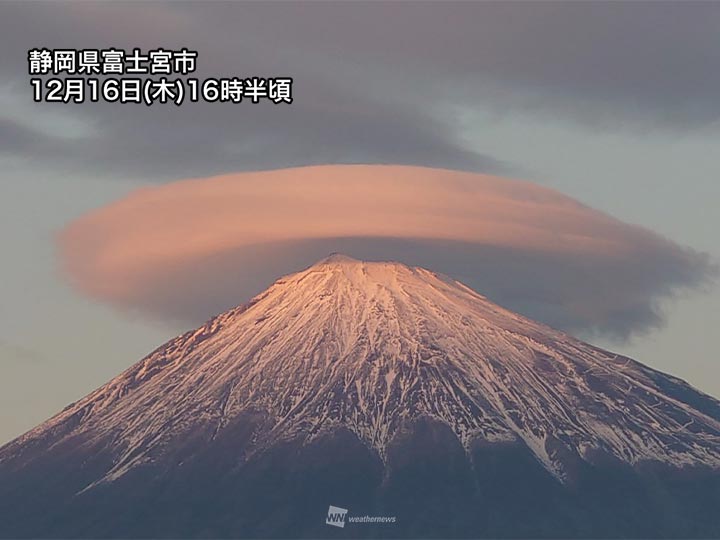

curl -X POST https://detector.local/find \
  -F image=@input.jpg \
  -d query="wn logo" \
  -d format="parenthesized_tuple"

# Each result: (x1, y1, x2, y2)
(326, 505, 348, 528)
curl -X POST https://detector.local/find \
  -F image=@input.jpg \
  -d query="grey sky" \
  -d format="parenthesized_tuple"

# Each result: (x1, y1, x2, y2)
(1, 1, 719, 445)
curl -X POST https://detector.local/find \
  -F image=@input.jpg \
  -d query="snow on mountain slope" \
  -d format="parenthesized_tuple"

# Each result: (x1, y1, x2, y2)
(3, 254, 719, 486)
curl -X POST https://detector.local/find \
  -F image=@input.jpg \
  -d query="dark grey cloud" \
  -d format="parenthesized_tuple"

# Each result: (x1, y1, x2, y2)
(2, 1, 719, 180)
(0, 118, 48, 153)
(0, 2, 501, 179)
(0, 339, 45, 365)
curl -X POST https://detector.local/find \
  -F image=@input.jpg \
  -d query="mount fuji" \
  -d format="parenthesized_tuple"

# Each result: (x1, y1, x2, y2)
(1, 255, 718, 538)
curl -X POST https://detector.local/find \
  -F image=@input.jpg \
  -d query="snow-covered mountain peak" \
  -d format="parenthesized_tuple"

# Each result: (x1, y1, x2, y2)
(279, 253, 474, 303)
(305, 253, 435, 289)
(3, 257, 719, 488)
(315, 252, 361, 265)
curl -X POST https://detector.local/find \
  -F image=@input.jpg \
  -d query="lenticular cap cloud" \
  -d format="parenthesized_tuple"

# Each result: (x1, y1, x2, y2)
(58, 165, 713, 340)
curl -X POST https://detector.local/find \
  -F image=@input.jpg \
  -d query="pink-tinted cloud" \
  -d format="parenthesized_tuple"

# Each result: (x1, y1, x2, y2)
(58, 165, 713, 339)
